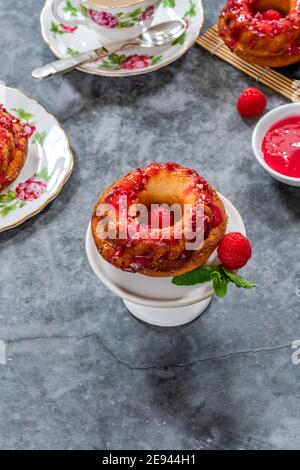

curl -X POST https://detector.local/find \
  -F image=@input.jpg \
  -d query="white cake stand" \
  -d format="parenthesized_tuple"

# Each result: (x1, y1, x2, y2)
(86, 194, 246, 327)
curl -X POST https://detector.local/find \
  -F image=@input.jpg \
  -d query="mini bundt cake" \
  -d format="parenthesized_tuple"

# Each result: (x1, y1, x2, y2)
(0, 105, 28, 192)
(219, 0, 300, 67)
(91, 162, 228, 277)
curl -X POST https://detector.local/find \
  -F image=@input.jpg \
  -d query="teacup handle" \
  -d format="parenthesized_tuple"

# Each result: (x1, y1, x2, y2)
(52, 0, 87, 27)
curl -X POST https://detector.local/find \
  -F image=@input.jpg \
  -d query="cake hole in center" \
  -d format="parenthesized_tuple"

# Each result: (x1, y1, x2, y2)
(251, 0, 291, 17)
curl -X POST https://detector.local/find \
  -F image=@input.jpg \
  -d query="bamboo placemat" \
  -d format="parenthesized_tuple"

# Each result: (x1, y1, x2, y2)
(197, 24, 300, 102)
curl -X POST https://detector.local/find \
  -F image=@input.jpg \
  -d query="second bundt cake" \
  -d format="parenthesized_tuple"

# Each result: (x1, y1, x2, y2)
(219, 0, 300, 67)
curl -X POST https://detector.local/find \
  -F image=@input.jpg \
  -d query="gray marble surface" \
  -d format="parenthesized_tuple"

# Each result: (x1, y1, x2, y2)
(0, 0, 300, 450)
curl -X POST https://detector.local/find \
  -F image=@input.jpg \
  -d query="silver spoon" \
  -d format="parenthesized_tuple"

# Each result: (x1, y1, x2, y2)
(32, 20, 186, 80)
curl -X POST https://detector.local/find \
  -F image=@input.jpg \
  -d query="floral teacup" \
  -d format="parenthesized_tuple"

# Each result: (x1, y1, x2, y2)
(52, 0, 161, 43)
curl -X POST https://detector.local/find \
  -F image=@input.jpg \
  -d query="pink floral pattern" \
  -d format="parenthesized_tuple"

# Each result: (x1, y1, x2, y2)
(87, 10, 118, 28)
(85, 3, 157, 29)
(61, 23, 78, 33)
(139, 6, 155, 21)
(46, 0, 198, 75)
(0, 166, 50, 217)
(0, 108, 51, 218)
(122, 55, 152, 70)
(16, 177, 48, 202)
(23, 124, 36, 137)
(0, 166, 50, 218)
(50, 21, 78, 35)
(99, 52, 162, 70)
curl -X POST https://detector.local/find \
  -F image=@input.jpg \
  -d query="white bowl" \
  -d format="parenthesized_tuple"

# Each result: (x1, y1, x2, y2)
(252, 103, 300, 187)
(86, 194, 246, 326)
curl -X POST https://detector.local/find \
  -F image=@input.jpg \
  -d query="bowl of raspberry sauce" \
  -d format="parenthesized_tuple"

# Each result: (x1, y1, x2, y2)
(252, 104, 300, 187)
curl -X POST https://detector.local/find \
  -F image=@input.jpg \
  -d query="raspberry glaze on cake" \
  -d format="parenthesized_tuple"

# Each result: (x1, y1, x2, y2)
(91, 163, 228, 277)
(0, 105, 28, 192)
(219, 0, 300, 67)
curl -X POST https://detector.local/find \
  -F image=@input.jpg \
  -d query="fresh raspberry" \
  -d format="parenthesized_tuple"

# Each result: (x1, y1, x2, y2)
(217, 232, 252, 271)
(262, 9, 282, 21)
(237, 88, 267, 118)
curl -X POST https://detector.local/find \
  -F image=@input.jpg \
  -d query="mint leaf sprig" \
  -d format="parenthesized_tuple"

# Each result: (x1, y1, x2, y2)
(172, 265, 256, 298)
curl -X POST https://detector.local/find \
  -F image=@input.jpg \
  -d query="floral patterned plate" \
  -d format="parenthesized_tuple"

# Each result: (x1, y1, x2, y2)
(0, 83, 74, 233)
(40, 0, 204, 77)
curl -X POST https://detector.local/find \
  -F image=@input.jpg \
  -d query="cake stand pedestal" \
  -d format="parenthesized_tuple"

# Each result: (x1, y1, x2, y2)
(86, 193, 246, 328)
(123, 297, 212, 327)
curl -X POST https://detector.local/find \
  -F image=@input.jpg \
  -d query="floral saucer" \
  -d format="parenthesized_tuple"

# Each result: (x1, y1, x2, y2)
(0, 84, 74, 233)
(40, 0, 204, 77)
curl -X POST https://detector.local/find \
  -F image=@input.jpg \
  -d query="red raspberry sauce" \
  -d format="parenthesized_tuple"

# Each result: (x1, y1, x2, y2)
(262, 116, 300, 178)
